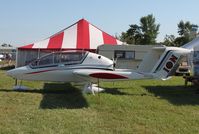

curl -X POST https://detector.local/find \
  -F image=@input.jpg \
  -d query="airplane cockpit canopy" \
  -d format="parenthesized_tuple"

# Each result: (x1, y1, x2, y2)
(30, 51, 88, 68)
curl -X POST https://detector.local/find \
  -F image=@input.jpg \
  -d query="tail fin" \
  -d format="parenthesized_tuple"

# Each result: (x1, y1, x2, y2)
(152, 47, 191, 80)
(137, 46, 190, 80)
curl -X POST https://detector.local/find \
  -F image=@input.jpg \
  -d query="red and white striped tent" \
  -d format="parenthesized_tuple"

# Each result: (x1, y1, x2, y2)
(19, 19, 123, 50)
(17, 19, 123, 67)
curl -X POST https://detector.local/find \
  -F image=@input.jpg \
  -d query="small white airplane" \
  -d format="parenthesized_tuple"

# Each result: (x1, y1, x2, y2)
(7, 45, 192, 93)
(0, 54, 4, 61)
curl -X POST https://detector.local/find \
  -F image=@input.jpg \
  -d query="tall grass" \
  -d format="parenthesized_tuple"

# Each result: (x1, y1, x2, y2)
(0, 70, 199, 134)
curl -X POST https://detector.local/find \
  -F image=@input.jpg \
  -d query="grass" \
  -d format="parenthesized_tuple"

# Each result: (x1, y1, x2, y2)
(0, 60, 15, 66)
(0, 69, 199, 134)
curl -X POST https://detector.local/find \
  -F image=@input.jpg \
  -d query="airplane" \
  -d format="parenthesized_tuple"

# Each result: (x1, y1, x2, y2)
(0, 54, 5, 61)
(7, 44, 192, 94)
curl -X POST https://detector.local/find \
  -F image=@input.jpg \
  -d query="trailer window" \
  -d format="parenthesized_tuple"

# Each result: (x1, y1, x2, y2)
(114, 51, 135, 60)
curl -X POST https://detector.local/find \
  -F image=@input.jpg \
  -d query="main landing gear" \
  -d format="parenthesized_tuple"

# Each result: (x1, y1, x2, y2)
(83, 82, 104, 95)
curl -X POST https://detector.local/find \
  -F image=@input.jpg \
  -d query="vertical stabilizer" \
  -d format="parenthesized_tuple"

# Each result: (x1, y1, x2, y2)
(137, 47, 165, 73)
(151, 47, 190, 80)
(137, 47, 190, 80)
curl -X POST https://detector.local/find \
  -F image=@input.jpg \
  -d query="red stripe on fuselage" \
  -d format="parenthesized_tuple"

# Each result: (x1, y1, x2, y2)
(26, 69, 58, 75)
(89, 73, 128, 79)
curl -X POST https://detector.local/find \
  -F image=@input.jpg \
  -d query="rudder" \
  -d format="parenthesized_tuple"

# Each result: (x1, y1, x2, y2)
(151, 47, 190, 80)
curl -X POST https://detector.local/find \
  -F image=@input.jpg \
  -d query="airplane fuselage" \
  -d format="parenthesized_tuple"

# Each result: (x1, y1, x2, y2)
(7, 47, 191, 83)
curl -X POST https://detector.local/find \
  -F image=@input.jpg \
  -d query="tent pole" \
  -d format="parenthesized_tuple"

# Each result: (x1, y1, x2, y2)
(37, 49, 40, 59)
(15, 48, 19, 68)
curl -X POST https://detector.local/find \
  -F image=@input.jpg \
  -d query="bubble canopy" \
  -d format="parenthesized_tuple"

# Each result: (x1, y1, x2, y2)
(30, 51, 88, 68)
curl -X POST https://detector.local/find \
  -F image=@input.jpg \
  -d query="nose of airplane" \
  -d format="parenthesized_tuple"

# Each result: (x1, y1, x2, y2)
(7, 66, 28, 79)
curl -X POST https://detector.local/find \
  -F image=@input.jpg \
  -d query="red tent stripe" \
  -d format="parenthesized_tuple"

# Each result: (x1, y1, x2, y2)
(18, 19, 123, 50)
(19, 44, 33, 49)
(77, 19, 90, 49)
(102, 32, 117, 45)
(47, 32, 64, 49)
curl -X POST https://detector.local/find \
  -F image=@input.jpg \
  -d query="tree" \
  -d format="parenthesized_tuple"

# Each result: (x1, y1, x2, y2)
(120, 32, 130, 44)
(120, 14, 160, 45)
(163, 34, 176, 46)
(163, 21, 198, 47)
(176, 20, 198, 46)
(140, 14, 160, 44)
(124, 24, 142, 44)
(1, 43, 12, 47)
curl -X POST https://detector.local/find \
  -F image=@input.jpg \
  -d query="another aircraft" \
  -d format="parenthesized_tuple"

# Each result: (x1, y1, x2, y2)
(7, 46, 191, 93)
(0, 54, 5, 61)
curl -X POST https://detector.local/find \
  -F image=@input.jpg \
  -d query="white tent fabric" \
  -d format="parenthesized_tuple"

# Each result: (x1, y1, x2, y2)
(19, 19, 123, 50)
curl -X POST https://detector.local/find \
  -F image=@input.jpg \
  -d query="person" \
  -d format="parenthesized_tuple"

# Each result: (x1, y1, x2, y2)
(7, 53, 12, 65)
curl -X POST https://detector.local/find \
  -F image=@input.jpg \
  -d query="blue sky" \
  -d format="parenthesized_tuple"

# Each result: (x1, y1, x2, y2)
(0, 0, 199, 46)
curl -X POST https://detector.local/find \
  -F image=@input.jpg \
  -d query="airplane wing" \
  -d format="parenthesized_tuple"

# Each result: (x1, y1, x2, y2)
(73, 69, 129, 81)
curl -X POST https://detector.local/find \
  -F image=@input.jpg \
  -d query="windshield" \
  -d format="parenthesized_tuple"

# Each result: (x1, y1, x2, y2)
(30, 51, 87, 68)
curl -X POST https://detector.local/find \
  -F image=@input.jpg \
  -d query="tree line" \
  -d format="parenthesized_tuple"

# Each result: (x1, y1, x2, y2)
(1, 43, 13, 47)
(119, 14, 198, 47)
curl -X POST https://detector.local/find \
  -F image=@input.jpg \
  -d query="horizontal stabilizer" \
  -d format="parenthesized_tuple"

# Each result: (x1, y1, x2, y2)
(182, 36, 199, 50)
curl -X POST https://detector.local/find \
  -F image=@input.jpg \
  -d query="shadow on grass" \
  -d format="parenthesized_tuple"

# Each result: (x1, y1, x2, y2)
(102, 88, 131, 95)
(40, 83, 88, 109)
(102, 87, 148, 96)
(0, 65, 15, 70)
(143, 85, 199, 105)
(103, 88, 131, 95)
(0, 83, 88, 109)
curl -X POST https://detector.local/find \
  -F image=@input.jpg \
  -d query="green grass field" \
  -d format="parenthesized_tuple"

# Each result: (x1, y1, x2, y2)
(0, 69, 199, 134)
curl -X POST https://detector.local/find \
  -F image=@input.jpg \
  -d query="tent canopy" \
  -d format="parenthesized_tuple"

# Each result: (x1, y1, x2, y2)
(19, 19, 123, 50)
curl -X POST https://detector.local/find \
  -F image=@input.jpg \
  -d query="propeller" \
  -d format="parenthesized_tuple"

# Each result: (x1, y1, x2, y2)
(112, 57, 117, 70)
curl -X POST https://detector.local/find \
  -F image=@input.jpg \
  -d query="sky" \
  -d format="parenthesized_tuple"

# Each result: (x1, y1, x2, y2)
(0, 0, 199, 47)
